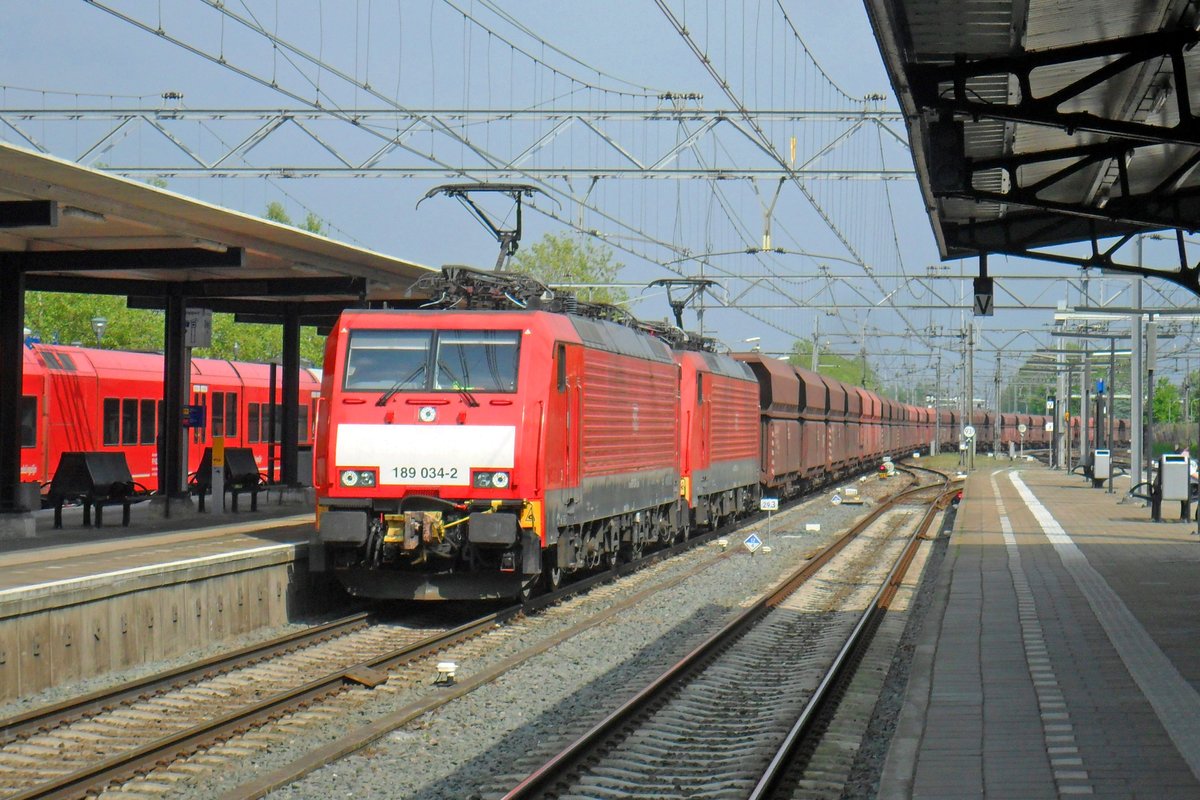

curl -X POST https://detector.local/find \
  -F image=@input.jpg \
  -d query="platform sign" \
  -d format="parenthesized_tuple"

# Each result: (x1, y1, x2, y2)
(181, 404, 204, 428)
(759, 497, 779, 512)
(184, 308, 213, 348)
(973, 276, 994, 317)
(212, 436, 225, 468)
(743, 533, 763, 554)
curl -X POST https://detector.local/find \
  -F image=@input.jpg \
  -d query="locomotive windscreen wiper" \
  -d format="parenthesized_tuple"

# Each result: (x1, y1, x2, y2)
(438, 359, 480, 407)
(375, 362, 428, 406)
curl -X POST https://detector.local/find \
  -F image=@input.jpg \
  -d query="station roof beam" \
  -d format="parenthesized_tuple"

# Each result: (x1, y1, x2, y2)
(865, 0, 1200, 293)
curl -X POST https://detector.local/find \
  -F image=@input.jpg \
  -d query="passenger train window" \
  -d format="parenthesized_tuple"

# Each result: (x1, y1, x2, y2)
(225, 393, 238, 437)
(102, 398, 120, 446)
(140, 399, 156, 445)
(344, 330, 432, 391)
(298, 406, 309, 443)
(121, 399, 138, 445)
(248, 403, 261, 444)
(434, 330, 520, 392)
(20, 396, 36, 448)
(212, 391, 225, 437)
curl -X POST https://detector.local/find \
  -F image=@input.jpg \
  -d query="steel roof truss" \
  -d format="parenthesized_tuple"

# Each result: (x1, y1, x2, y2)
(911, 28, 1200, 147)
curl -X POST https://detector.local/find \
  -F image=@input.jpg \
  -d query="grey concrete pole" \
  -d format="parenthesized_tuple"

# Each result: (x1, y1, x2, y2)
(1130, 274, 1143, 495)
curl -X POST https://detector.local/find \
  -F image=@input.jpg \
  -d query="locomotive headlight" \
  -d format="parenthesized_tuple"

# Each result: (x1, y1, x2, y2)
(340, 469, 376, 487)
(473, 470, 510, 489)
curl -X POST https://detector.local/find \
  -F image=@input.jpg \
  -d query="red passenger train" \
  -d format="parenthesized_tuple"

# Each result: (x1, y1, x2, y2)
(312, 268, 938, 601)
(19, 342, 322, 492)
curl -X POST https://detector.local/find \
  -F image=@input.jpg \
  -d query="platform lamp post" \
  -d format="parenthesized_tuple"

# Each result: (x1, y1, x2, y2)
(90, 316, 107, 347)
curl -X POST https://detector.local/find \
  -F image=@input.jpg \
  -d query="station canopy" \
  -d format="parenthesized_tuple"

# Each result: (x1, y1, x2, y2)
(865, 0, 1200, 293)
(0, 141, 433, 326)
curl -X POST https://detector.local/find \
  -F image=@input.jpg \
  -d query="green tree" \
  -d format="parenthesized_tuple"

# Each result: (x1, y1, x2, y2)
(265, 201, 292, 226)
(788, 339, 879, 391)
(302, 212, 325, 235)
(1154, 376, 1182, 423)
(510, 232, 627, 305)
(265, 202, 326, 236)
(25, 294, 325, 365)
(24, 293, 162, 351)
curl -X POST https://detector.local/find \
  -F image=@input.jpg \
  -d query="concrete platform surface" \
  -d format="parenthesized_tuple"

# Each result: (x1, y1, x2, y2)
(881, 463, 1200, 799)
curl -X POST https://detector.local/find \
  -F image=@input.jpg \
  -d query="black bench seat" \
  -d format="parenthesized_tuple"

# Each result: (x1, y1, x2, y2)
(46, 452, 149, 529)
(189, 446, 268, 512)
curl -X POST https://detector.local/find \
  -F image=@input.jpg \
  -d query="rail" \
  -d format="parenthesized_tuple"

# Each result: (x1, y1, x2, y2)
(501, 470, 948, 798)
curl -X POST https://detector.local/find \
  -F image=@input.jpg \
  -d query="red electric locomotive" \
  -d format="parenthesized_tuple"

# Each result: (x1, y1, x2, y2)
(19, 342, 320, 491)
(675, 348, 760, 530)
(313, 269, 685, 600)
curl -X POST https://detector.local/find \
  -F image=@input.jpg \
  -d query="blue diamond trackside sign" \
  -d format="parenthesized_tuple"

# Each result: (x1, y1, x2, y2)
(744, 533, 762, 553)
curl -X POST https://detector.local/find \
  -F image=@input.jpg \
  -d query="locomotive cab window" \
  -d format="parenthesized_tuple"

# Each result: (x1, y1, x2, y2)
(435, 330, 519, 392)
(344, 330, 432, 391)
(556, 344, 567, 392)
(344, 329, 520, 393)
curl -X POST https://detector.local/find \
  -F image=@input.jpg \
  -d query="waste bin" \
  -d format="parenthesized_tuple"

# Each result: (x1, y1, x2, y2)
(1153, 453, 1191, 522)
(1093, 449, 1110, 488)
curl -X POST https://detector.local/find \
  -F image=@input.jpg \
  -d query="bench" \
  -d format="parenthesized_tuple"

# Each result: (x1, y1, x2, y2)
(46, 452, 149, 529)
(189, 446, 267, 512)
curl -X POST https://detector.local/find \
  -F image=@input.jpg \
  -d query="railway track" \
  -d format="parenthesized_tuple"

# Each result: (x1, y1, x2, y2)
(0, 607, 499, 800)
(0, 467, 916, 799)
(500, 470, 952, 799)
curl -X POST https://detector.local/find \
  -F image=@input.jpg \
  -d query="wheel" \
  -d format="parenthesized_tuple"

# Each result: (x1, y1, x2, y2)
(545, 563, 563, 592)
(543, 547, 563, 592)
(518, 577, 540, 604)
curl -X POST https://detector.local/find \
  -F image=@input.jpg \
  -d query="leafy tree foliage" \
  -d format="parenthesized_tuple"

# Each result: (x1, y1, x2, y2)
(510, 233, 627, 305)
(788, 339, 880, 391)
(1154, 376, 1183, 423)
(24, 294, 325, 365)
(266, 201, 325, 235)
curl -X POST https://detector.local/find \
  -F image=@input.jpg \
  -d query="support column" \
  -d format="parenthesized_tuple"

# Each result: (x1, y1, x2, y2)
(0, 266, 26, 513)
(281, 304, 301, 486)
(1130, 279, 1144, 494)
(159, 291, 188, 515)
